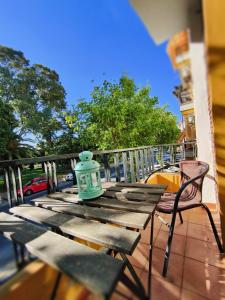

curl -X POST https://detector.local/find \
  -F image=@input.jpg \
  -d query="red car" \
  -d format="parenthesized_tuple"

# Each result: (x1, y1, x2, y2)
(17, 177, 48, 196)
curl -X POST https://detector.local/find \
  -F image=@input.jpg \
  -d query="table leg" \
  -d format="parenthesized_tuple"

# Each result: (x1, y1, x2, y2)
(12, 241, 20, 269)
(50, 272, 62, 300)
(148, 211, 155, 299)
(120, 253, 146, 298)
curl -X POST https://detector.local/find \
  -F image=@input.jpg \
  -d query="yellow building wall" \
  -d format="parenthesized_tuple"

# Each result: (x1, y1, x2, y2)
(203, 0, 225, 247)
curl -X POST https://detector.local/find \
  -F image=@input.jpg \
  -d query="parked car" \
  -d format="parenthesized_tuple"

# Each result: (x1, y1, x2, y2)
(65, 173, 74, 181)
(17, 177, 47, 196)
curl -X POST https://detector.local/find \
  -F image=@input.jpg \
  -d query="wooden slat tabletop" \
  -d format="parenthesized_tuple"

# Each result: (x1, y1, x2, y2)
(10, 204, 140, 255)
(81, 197, 156, 214)
(63, 184, 165, 196)
(63, 186, 78, 194)
(103, 190, 160, 202)
(106, 186, 165, 195)
(32, 197, 150, 229)
(115, 183, 166, 189)
(48, 192, 158, 214)
(63, 187, 160, 203)
(48, 192, 80, 203)
(0, 212, 124, 297)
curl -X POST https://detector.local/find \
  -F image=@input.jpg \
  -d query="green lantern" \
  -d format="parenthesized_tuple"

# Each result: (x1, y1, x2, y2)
(75, 151, 103, 200)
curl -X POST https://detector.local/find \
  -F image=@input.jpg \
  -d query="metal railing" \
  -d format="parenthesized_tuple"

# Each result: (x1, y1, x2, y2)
(0, 142, 197, 208)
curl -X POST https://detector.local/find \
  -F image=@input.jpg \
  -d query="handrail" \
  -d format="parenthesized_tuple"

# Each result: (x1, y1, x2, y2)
(0, 141, 196, 167)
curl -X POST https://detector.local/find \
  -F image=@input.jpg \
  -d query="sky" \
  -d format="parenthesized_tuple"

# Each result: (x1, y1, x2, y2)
(0, 0, 181, 118)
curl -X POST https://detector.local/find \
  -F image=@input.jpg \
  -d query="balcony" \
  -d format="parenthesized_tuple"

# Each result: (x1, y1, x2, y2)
(0, 141, 223, 300)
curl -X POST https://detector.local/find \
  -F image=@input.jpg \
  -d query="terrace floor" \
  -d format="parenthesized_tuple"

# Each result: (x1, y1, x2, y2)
(0, 200, 224, 300)
(112, 206, 225, 300)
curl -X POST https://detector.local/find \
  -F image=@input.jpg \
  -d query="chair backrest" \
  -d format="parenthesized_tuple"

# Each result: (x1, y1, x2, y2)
(179, 160, 209, 203)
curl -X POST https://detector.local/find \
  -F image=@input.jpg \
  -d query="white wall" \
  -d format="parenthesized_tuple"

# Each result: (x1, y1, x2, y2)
(189, 40, 217, 203)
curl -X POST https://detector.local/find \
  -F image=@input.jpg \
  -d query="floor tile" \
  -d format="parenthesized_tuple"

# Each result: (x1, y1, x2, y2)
(111, 266, 142, 300)
(155, 230, 186, 256)
(185, 237, 225, 269)
(187, 223, 214, 242)
(183, 258, 225, 299)
(146, 215, 162, 229)
(181, 289, 208, 300)
(161, 220, 188, 236)
(128, 243, 149, 270)
(188, 208, 210, 225)
(188, 223, 215, 241)
(159, 211, 189, 222)
(132, 272, 181, 300)
(140, 224, 160, 245)
(180, 210, 190, 222)
(207, 220, 222, 238)
(149, 247, 184, 287)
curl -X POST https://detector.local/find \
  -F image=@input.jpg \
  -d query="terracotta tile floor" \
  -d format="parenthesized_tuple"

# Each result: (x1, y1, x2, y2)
(112, 207, 225, 300)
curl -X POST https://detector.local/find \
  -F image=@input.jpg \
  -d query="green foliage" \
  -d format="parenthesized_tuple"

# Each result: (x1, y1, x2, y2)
(65, 76, 180, 150)
(0, 99, 18, 157)
(0, 45, 66, 156)
(0, 99, 35, 159)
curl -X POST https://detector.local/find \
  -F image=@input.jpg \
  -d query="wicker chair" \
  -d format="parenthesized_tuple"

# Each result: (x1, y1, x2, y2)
(146, 160, 224, 276)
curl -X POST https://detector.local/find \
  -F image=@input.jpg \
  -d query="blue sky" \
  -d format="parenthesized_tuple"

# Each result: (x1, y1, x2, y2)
(0, 0, 181, 118)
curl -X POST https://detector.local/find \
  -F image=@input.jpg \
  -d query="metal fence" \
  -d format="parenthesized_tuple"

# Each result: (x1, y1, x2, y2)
(0, 142, 197, 208)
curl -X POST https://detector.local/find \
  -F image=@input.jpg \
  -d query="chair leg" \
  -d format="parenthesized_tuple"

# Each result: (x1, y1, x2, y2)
(178, 211, 183, 224)
(202, 204, 224, 253)
(162, 213, 177, 277)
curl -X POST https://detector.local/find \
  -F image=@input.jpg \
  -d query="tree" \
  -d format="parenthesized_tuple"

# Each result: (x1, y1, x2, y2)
(66, 76, 180, 150)
(0, 45, 66, 155)
(0, 99, 35, 160)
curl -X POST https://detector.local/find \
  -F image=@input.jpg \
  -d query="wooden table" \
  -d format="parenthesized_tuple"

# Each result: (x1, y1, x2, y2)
(1, 182, 166, 299)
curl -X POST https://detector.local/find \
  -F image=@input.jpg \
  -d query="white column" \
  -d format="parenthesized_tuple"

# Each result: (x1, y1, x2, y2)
(189, 39, 217, 203)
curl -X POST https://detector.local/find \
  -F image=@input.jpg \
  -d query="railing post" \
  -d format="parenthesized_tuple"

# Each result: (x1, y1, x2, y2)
(44, 162, 50, 194)
(70, 158, 77, 185)
(139, 149, 145, 180)
(144, 148, 149, 176)
(4, 168, 13, 208)
(9, 167, 18, 206)
(148, 147, 154, 171)
(17, 166, 24, 204)
(160, 146, 164, 167)
(134, 150, 140, 182)
(102, 154, 111, 182)
(47, 162, 54, 193)
(169, 145, 172, 164)
(129, 151, 135, 183)
(147, 147, 153, 172)
(114, 153, 121, 182)
(52, 161, 58, 192)
(122, 152, 128, 183)
(174, 145, 177, 163)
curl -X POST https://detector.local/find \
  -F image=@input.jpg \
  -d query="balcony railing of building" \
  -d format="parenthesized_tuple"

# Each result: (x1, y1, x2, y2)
(179, 90, 193, 105)
(0, 142, 197, 208)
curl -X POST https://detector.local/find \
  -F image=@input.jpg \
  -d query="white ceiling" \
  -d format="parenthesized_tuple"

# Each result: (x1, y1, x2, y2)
(129, 0, 201, 44)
